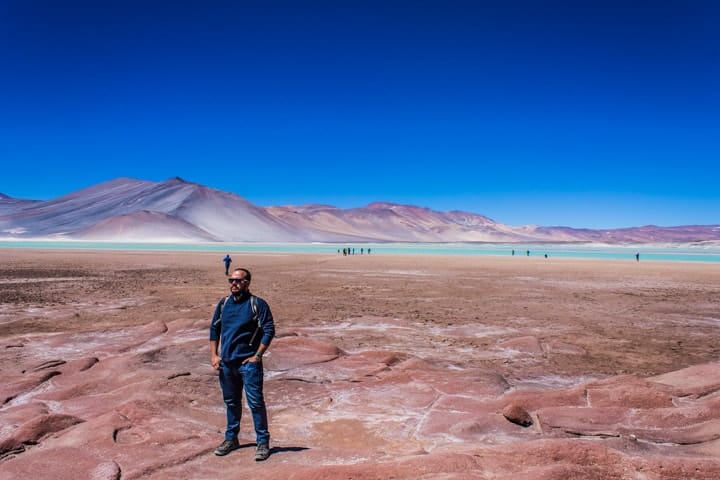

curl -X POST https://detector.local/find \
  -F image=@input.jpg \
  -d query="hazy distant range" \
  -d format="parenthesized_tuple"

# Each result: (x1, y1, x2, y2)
(1, 177, 718, 244)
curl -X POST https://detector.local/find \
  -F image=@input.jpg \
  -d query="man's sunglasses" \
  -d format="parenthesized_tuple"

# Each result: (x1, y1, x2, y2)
(228, 278, 248, 284)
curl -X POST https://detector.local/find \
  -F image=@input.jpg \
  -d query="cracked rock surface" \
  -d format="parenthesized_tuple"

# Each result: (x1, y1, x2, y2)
(1, 249, 719, 479)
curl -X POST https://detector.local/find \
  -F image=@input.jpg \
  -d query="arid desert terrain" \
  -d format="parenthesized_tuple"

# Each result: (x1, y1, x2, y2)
(1, 249, 719, 479)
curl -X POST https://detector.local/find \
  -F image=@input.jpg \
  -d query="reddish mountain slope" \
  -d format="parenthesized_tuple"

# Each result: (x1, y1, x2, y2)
(1, 177, 718, 243)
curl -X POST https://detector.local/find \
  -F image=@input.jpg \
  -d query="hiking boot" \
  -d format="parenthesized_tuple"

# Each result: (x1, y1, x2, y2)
(254, 443, 270, 461)
(214, 439, 239, 456)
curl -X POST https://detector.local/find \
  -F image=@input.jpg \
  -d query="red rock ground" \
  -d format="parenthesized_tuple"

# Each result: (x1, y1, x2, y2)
(1, 249, 719, 479)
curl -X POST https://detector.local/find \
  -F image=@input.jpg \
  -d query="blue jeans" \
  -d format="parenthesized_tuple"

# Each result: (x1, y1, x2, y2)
(219, 360, 269, 445)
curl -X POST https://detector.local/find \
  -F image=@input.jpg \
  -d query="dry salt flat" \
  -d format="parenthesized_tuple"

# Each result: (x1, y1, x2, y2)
(1, 249, 719, 479)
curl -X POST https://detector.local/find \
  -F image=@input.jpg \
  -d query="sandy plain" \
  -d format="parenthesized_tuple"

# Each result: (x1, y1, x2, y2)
(1, 248, 719, 479)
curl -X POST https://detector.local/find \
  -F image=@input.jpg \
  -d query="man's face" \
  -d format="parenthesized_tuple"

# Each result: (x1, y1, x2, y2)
(228, 272, 249, 295)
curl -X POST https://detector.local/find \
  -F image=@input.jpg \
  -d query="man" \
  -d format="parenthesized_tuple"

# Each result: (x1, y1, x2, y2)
(222, 254, 232, 275)
(210, 267, 275, 461)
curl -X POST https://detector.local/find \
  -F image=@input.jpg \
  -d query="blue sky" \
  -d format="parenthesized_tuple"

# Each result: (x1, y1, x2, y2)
(1, 0, 718, 228)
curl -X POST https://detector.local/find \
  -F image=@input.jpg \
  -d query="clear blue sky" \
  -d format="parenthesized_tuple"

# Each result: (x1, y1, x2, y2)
(1, 0, 718, 228)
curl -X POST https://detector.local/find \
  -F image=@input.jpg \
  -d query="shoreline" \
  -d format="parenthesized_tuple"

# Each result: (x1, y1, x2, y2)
(2, 240, 719, 263)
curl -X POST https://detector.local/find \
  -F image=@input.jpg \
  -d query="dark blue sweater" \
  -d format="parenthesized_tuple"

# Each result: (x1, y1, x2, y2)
(209, 293, 275, 363)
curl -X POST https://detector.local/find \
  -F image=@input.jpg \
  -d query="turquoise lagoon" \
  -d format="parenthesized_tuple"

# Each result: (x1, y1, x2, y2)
(1, 240, 719, 263)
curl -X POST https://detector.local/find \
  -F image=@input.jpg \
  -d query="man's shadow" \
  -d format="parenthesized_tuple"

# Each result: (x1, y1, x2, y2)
(238, 442, 309, 456)
(270, 446, 310, 455)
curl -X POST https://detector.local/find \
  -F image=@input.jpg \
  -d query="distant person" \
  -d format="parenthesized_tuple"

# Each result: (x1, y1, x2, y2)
(635, 252, 640, 262)
(368, 248, 371, 254)
(223, 254, 232, 275)
(526, 250, 530, 257)
(210, 268, 275, 461)
(512, 249, 515, 256)
(544, 254, 548, 258)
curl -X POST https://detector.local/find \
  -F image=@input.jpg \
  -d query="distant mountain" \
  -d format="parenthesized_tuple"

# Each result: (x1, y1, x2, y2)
(0, 177, 300, 242)
(0, 193, 40, 216)
(73, 210, 221, 242)
(267, 202, 532, 242)
(1, 177, 719, 244)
